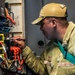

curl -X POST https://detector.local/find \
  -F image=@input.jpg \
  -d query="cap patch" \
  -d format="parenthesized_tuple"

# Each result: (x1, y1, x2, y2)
(60, 4, 65, 9)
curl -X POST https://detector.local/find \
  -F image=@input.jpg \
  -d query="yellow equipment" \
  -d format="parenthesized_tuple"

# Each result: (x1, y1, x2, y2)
(0, 34, 5, 59)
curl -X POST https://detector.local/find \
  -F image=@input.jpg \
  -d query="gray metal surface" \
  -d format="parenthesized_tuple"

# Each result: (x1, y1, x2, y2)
(24, 0, 75, 55)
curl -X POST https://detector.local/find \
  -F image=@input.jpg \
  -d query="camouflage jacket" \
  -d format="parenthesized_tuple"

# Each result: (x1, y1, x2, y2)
(22, 21, 75, 75)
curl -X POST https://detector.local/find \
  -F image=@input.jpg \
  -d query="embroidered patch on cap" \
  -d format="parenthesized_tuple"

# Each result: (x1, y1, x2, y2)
(60, 4, 65, 9)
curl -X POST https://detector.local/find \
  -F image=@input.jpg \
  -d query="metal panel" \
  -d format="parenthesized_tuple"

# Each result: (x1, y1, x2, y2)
(25, 0, 46, 55)
(24, 0, 75, 55)
(10, 5, 23, 32)
(5, 0, 22, 3)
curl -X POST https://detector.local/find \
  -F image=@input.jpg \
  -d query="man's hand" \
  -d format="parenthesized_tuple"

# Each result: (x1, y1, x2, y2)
(12, 36, 26, 49)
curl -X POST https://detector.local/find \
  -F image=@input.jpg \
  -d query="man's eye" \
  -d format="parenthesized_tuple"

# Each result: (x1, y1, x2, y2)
(40, 22, 44, 27)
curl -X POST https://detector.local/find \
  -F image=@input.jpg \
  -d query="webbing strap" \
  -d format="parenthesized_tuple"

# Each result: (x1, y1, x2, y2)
(57, 40, 75, 64)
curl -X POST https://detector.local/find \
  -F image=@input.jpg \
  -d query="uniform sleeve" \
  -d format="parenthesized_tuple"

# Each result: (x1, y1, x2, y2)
(69, 28, 75, 56)
(22, 46, 46, 75)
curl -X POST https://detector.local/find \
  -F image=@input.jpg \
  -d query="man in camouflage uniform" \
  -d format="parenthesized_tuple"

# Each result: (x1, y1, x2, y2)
(13, 3, 75, 75)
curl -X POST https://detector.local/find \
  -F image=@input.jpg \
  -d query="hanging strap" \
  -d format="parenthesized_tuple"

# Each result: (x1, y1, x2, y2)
(57, 40, 75, 64)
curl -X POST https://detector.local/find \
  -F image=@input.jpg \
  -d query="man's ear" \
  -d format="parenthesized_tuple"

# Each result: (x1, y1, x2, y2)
(52, 18, 58, 27)
(52, 20, 57, 27)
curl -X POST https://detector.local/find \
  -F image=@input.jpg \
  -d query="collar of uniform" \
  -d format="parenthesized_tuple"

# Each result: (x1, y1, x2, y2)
(62, 21, 75, 47)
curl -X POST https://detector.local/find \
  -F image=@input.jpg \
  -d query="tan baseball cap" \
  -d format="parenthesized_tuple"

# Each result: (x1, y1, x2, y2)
(32, 3, 68, 25)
